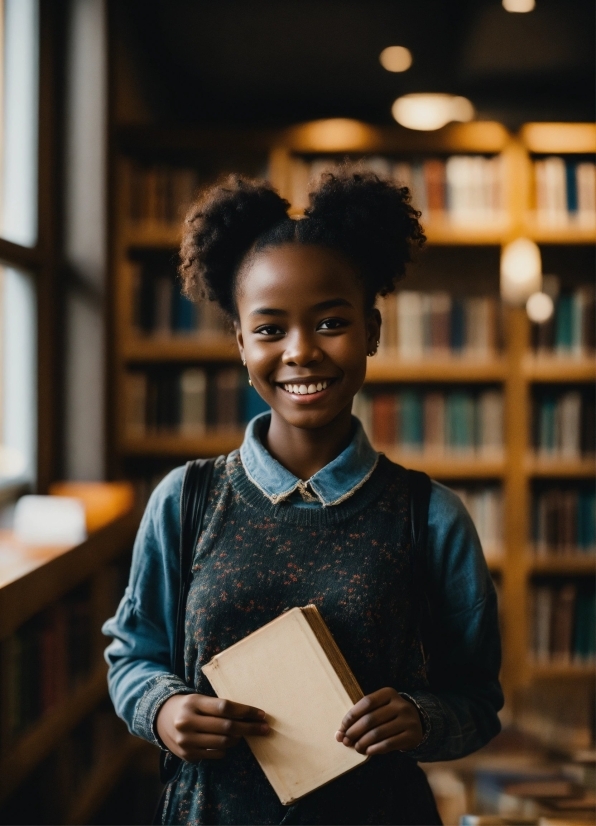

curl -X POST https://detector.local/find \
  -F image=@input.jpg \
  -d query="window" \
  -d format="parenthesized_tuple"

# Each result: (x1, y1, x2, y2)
(0, 0, 40, 489)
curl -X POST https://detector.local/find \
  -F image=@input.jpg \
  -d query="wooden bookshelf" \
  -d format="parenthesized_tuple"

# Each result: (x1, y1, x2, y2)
(109, 120, 596, 736)
(0, 493, 140, 818)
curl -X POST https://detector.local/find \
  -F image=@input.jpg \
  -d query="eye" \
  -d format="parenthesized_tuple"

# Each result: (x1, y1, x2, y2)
(254, 324, 284, 336)
(318, 317, 349, 331)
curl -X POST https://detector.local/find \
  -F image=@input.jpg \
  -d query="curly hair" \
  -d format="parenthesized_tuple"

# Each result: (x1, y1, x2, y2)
(179, 166, 425, 317)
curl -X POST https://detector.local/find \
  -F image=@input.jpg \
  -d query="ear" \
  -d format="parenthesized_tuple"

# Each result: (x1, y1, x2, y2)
(366, 308, 382, 352)
(234, 320, 245, 363)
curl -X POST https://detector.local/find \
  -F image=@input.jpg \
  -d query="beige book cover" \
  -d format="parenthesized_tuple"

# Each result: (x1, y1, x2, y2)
(201, 605, 368, 805)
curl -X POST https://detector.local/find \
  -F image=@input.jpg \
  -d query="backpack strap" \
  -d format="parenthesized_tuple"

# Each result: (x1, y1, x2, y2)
(173, 457, 216, 677)
(407, 469, 432, 669)
(158, 458, 216, 791)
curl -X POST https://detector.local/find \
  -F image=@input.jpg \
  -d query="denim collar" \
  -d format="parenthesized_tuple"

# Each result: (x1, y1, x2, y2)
(239, 412, 380, 507)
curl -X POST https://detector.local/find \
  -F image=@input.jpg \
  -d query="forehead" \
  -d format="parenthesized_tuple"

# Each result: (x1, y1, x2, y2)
(236, 243, 363, 307)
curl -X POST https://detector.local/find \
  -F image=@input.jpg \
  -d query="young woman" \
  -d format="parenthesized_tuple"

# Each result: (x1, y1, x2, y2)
(104, 170, 503, 826)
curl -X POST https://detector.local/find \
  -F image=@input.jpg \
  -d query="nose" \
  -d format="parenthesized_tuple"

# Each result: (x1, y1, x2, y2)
(281, 329, 324, 366)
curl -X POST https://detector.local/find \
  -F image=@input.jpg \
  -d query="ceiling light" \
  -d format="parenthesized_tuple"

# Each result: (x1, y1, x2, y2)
(379, 46, 412, 73)
(500, 238, 542, 304)
(526, 292, 554, 324)
(502, 0, 535, 11)
(391, 94, 474, 131)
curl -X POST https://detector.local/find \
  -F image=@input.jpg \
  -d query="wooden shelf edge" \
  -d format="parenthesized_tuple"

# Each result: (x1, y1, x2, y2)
(64, 735, 146, 826)
(523, 356, 596, 382)
(379, 449, 506, 478)
(529, 662, 596, 680)
(366, 357, 507, 382)
(123, 335, 238, 362)
(528, 555, 596, 574)
(526, 456, 596, 478)
(0, 664, 108, 804)
(121, 431, 245, 457)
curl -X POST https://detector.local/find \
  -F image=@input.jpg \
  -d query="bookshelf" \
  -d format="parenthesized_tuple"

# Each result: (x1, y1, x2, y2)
(109, 120, 596, 744)
(0, 490, 140, 821)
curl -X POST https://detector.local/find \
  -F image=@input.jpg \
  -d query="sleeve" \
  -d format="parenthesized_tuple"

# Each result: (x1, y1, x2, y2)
(102, 467, 195, 747)
(401, 481, 504, 762)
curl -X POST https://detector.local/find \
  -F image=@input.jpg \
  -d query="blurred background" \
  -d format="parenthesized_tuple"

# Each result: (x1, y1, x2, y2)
(0, 1, 594, 823)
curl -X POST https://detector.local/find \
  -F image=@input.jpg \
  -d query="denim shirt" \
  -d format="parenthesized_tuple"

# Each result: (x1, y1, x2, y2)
(103, 413, 503, 763)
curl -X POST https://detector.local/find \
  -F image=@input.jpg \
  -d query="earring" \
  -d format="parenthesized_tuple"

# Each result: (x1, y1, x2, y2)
(248, 377, 253, 387)
(368, 340, 380, 357)
(241, 358, 246, 366)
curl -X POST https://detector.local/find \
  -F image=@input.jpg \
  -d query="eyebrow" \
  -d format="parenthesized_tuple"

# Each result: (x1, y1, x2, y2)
(249, 298, 354, 317)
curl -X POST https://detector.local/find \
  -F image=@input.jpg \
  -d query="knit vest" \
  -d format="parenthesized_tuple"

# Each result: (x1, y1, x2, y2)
(162, 452, 440, 826)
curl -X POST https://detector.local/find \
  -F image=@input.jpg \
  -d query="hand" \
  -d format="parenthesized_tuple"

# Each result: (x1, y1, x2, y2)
(156, 693, 270, 761)
(335, 687, 424, 756)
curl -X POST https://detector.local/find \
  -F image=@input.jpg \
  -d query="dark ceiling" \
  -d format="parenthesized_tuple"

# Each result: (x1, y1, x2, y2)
(114, 0, 595, 128)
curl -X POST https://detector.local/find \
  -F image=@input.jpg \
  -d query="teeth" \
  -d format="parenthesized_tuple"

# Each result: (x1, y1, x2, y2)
(283, 380, 330, 395)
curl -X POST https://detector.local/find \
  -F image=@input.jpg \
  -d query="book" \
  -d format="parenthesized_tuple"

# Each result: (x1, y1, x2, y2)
(202, 605, 367, 805)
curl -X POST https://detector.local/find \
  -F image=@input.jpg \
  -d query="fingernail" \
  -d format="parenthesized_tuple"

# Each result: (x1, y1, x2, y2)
(257, 710, 266, 719)
(260, 723, 270, 734)
(343, 736, 352, 746)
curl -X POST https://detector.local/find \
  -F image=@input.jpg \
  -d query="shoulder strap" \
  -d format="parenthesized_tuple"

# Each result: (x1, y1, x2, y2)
(407, 468, 431, 590)
(173, 457, 216, 678)
(407, 468, 432, 669)
(158, 458, 216, 793)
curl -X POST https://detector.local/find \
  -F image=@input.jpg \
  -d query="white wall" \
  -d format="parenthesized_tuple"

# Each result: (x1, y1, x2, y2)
(63, 0, 107, 480)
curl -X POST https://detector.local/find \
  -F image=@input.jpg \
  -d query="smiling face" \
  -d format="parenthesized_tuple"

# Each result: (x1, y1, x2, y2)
(234, 243, 381, 434)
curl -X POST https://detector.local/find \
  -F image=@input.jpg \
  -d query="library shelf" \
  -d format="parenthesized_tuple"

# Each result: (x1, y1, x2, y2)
(526, 456, 596, 479)
(123, 334, 238, 363)
(529, 662, 596, 680)
(121, 431, 246, 457)
(523, 222, 596, 245)
(125, 225, 180, 249)
(528, 555, 596, 575)
(0, 510, 138, 641)
(380, 450, 506, 479)
(0, 664, 108, 804)
(423, 219, 509, 247)
(522, 355, 596, 382)
(485, 556, 504, 575)
(366, 357, 508, 383)
(64, 735, 147, 826)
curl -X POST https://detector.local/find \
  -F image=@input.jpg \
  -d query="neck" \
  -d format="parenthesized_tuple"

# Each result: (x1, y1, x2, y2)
(264, 407, 354, 480)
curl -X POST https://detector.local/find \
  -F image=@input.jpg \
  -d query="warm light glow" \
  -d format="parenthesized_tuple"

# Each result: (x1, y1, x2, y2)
(500, 238, 542, 304)
(391, 94, 474, 131)
(526, 292, 554, 323)
(502, 0, 535, 11)
(379, 46, 412, 72)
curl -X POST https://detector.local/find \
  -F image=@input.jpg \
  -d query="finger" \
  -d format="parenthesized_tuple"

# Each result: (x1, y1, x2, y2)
(338, 688, 394, 733)
(194, 696, 267, 721)
(184, 715, 270, 738)
(352, 721, 408, 753)
(340, 703, 397, 743)
(187, 733, 241, 750)
(365, 731, 420, 755)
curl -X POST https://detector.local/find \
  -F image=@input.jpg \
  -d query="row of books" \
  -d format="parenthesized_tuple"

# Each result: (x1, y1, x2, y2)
(530, 582, 595, 663)
(532, 156, 596, 226)
(378, 292, 502, 358)
(531, 285, 595, 355)
(127, 162, 199, 225)
(533, 391, 595, 457)
(354, 388, 503, 453)
(532, 487, 596, 555)
(132, 258, 229, 337)
(287, 154, 506, 224)
(0, 586, 92, 746)
(124, 367, 269, 435)
(451, 486, 503, 560)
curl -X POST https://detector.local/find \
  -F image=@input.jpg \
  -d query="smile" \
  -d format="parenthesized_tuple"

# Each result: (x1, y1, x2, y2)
(281, 379, 335, 396)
